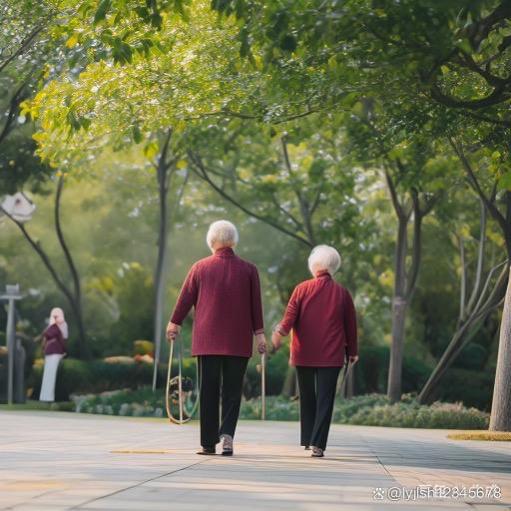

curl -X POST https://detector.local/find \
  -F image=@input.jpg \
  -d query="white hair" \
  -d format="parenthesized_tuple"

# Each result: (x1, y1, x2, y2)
(308, 245, 342, 276)
(206, 220, 239, 250)
(49, 307, 68, 339)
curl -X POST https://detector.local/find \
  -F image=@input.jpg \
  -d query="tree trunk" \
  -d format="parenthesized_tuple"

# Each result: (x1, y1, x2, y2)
(489, 266, 511, 431)
(387, 296, 408, 401)
(152, 131, 174, 391)
(152, 167, 170, 390)
(387, 216, 408, 402)
(54, 175, 89, 359)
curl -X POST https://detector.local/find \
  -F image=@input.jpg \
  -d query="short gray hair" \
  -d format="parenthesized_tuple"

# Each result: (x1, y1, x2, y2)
(206, 220, 239, 249)
(308, 245, 341, 275)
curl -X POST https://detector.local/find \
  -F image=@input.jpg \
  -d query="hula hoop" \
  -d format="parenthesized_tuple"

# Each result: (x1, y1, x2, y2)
(165, 336, 200, 424)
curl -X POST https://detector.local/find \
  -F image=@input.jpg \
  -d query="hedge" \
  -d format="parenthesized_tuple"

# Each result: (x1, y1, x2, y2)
(72, 389, 489, 429)
(10, 343, 495, 411)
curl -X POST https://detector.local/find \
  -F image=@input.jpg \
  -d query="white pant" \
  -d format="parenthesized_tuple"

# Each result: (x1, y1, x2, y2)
(40, 354, 64, 402)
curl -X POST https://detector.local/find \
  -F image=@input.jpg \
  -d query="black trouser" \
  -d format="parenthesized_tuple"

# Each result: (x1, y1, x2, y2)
(198, 355, 249, 448)
(296, 366, 341, 451)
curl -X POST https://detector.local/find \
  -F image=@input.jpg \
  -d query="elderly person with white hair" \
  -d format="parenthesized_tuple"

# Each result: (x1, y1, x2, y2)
(272, 245, 358, 458)
(167, 220, 266, 456)
(39, 307, 68, 402)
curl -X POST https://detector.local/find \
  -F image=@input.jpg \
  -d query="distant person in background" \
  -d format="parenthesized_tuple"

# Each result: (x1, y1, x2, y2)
(167, 220, 267, 456)
(39, 307, 68, 402)
(272, 245, 358, 458)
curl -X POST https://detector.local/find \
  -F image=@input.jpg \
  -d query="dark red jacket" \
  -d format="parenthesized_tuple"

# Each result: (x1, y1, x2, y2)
(279, 271, 358, 367)
(170, 247, 264, 357)
(43, 324, 67, 356)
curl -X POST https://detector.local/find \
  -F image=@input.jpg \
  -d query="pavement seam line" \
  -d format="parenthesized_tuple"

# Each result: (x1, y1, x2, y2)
(68, 458, 211, 510)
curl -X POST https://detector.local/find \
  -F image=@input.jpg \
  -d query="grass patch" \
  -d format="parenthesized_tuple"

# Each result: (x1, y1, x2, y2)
(0, 400, 74, 412)
(447, 431, 511, 441)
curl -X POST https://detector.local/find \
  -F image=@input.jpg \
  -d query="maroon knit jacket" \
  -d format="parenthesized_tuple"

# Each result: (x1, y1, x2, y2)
(170, 247, 265, 357)
(43, 324, 67, 356)
(279, 271, 358, 367)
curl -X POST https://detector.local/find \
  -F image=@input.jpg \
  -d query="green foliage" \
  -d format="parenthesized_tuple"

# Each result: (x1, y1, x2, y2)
(103, 263, 155, 356)
(239, 393, 488, 429)
(453, 342, 488, 371)
(72, 386, 166, 416)
(28, 358, 166, 401)
(436, 368, 496, 411)
(71, 388, 488, 429)
(344, 399, 489, 429)
(0, 135, 52, 194)
(353, 345, 432, 395)
(133, 340, 154, 356)
(52, 0, 191, 64)
(3, 0, 509, 413)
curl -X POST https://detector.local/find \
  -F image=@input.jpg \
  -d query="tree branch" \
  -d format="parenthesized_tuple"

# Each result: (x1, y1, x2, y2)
(458, 235, 467, 323)
(466, 199, 487, 313)
(281, 136, 316, 244)
(0, 26, 43, 74)
(405, 188, 423, 300)
(54, 175, 81, 303)
(449, 138, 507, 233)
(188, 151, 313, 247)
(0, 78, 30, 145)
(0, 205, 74, 305)
(385, 170, 406, 219)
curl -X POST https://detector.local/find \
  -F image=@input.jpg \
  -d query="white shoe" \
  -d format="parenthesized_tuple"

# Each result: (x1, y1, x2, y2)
(220, 434, 233, 456)
(311, 446, 324, 457)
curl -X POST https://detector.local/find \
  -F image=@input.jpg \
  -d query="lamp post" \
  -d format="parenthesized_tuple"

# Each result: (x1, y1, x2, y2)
(1, 284, 23, 405)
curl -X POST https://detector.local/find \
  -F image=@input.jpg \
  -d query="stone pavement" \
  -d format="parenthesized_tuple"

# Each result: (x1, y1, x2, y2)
(0, 411, 510, 511)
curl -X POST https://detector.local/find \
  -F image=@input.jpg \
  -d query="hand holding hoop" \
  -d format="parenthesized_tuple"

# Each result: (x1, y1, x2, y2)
(166, 321, 180, 342)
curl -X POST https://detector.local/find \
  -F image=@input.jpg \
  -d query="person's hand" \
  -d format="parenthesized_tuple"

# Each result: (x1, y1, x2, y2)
(348, 355, 359, 364)
(255, 333, 267, 354)
(271, 331, 283, 352)
(166, 322, 180, 342)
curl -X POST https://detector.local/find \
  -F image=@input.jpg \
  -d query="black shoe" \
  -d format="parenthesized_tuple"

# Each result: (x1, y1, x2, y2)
(197, 447, 216, 455)
(304, 446, 311, 450)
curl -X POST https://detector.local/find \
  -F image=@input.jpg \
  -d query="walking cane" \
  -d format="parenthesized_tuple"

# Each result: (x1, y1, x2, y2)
(261, 351, 266, 421)
(177, 337, 184, 423)
(337, 359, 354, 397)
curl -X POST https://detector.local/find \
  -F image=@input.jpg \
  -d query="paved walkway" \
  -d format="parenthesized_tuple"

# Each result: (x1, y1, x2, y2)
(0, 411, 510, 510)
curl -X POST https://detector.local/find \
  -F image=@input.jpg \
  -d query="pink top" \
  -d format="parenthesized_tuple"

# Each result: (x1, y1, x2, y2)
(170, 247, 265, 357)
(278, 271, 358, 367)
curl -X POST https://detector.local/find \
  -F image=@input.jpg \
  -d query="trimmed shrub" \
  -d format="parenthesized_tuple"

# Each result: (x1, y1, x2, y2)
(133, 340, 154, 356)
(72, 389, 489, 429)
(73, 387, 165, 417)
(346, 400, 488, 429)
(29, 357, 168, 401)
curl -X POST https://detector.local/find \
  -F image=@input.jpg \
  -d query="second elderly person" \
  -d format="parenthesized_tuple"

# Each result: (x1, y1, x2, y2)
(272, 245, 358, 458)
(167, 220, 267, 456)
